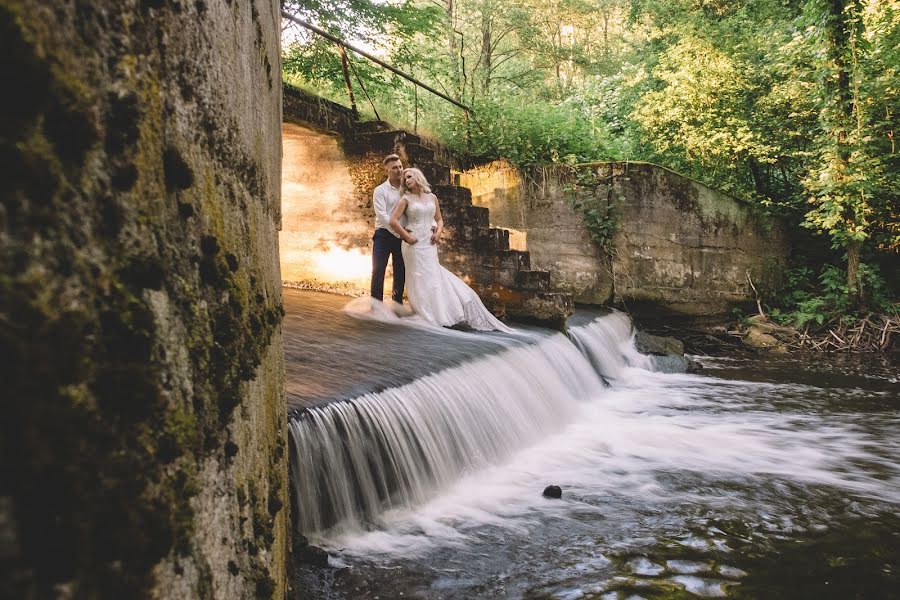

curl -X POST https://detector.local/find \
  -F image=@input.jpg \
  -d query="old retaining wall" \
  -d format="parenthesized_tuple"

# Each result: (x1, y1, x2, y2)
(461, 161, 789, 316)
(281, 122, 374, 293)
(281, 89, 572, 326)
(1, 1, 287, 598)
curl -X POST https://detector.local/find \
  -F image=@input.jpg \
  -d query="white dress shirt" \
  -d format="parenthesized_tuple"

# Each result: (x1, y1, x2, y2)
(373, 180, 404, 237)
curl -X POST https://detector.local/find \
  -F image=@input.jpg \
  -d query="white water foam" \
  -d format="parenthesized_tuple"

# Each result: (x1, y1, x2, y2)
(318, 367, 900, 558)
(568, 310, 655, 381)
(290, 311, 900, 562)
(289, 331, 604, 537)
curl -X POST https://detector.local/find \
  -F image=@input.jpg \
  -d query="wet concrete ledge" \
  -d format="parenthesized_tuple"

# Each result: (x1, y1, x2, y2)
(284, 289, 544, 414)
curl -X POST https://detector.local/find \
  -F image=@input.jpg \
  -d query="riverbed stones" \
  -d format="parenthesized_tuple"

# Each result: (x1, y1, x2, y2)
(543, 485, 563, 499)
(634, 331, 701, 373)
(294, 543, 330, 568)
(741, 316, 795, 353)
(650, 354, 691, 373)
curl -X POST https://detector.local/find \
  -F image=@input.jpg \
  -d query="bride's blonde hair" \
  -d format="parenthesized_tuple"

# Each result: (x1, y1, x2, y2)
(399, 167, 431, 197)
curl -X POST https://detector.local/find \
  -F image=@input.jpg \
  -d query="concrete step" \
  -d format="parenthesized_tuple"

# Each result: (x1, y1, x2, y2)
(488, 227, 510, 251)
(488, 249, 530, 272)
(420, 162, 450, 186)
(505, 291, 573, 329)
(515, 270, 551, 292)
(404, 142, 435, 163)
(354, 120, 394, 134)
(464, 205, 489, 227)
(434, 185, 472, 208)
(474, 228, 510, 252)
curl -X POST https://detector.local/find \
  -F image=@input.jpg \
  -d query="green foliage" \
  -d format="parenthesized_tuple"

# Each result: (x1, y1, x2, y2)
(769, 263, 898, 329)
(282, 0, 898, 305)
(282, 0, 443, 105)
(572, 199, 619, 251)
(563, 168, 621, 251)
(436, 98, 611, 167)
(798, 0, 897, 255)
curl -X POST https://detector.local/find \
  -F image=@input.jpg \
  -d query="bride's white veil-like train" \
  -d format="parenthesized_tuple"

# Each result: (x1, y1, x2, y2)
(342, 296, 532, 343)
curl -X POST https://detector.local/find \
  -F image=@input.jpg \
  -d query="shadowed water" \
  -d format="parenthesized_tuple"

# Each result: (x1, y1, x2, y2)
(284, 290, 900, 599)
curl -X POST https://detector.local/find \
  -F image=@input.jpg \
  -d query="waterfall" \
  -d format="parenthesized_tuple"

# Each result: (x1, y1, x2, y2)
(289, 332, 604, 537)
(288, 310, 660, 539)
(567, 310, 655, 381)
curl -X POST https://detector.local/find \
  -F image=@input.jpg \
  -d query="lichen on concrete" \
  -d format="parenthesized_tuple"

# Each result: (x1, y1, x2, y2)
(1, 1, 288, 598)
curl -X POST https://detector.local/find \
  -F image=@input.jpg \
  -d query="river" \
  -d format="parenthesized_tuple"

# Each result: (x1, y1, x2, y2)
(287, 290, 899, 599)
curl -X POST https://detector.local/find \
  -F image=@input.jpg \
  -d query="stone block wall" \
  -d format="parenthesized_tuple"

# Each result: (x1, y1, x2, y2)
(280, 122, 375, 294)
(1, 1, 287, 598)
(461, 160, 789, 316)
(602, 161, 789, 315)
(460, 162, 615, 305)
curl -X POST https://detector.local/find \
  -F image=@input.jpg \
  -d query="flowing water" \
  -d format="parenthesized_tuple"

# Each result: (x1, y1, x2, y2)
(286, 292, 899, 599)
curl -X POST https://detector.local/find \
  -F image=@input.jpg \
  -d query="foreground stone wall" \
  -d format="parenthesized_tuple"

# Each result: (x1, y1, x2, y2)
(461, 161, 789, 316)
(1, 1, 287, 598)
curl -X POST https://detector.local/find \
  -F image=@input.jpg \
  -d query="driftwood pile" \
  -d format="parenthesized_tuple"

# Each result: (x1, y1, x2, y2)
(739, 314, 899, 353)
(791, 315, 899, 352)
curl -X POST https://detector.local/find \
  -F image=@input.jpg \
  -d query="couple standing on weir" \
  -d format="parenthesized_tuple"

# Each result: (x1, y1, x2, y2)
(369, 154, 512, 333)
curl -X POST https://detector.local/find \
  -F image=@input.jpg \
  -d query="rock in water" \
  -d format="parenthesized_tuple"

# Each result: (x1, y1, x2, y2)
(542, 485, 562, 499)
(295, 543, 329, 567)
(651, 354, 690, 373)
(635, 332, 685, 356)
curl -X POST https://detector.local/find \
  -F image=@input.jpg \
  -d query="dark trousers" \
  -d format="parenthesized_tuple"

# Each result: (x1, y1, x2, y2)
(371, 228, 405, 303)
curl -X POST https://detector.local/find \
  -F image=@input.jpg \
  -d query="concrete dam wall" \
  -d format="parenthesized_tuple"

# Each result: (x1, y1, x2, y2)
(460, 160, 790, 317)
(280, 90, 788, 321)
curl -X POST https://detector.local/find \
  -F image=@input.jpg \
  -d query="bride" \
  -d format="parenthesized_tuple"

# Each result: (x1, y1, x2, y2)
(388, 168, 513, 333)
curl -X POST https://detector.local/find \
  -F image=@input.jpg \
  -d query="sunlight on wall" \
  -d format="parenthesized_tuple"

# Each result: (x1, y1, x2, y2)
(280, 122, 377, 294)
(457, 161, 529, 251)
(311, 245, 371, 282)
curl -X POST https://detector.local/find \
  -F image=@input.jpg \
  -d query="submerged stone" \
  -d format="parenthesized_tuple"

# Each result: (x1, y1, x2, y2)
(543, 485, 562, 499)
(651, 354, 690, 373)
(635, 332, 685, 356)
(295, 543, 330, 567)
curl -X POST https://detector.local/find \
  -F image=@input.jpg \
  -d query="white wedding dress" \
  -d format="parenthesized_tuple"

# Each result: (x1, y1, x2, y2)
(402, 194, 513, 332)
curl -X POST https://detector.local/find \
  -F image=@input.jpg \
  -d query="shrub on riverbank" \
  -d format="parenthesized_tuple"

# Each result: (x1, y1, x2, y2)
(742, 263, 898, 353)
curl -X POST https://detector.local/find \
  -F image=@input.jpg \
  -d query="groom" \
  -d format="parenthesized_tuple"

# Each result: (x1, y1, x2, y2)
(371, 154, 406, 303)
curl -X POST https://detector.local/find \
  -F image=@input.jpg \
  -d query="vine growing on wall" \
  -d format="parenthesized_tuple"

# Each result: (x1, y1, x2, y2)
(564, 166, 622, 254)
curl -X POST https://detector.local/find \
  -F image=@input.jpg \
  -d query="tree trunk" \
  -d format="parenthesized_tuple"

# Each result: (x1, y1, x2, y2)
(846, 238, 862, 305)
(481, 7, 492, 95)
(447, 0, 461, 99)
(747, 158, 765, 196)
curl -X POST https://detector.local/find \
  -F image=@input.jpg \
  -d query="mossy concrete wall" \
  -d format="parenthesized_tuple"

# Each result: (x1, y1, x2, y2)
(0, 1, 288, 598)
(461, 161, 789, 316)
(460, 161, 615, 305)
